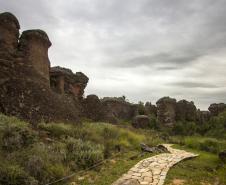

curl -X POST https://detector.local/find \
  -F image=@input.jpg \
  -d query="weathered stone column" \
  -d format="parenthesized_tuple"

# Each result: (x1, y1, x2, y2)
(0, 12, 20, 57)
(18, 29, 52, 84)
(156, 97, 177, 126)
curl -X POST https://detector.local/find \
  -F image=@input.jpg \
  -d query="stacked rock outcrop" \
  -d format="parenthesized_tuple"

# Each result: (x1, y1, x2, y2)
(50, 66, 88, 99)
(0, 12, 87, 123)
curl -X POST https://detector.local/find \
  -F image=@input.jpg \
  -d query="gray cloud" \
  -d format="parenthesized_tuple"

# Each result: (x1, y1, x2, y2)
(1, 0, 226, 110)
(169, 82, 220, 89)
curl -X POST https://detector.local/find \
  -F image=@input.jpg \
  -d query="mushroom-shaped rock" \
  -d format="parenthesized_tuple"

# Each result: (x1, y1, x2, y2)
(0, 12, 20, 56)
(18, 29, 52, 83)
(132, 115, 150, 128)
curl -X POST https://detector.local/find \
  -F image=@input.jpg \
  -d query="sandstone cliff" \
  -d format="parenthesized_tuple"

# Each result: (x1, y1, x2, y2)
(0, 12, 88, 123)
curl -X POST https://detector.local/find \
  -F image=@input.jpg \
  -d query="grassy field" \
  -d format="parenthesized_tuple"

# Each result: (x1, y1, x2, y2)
(164, 143, 226, 185)
(0, 114, 226, 185)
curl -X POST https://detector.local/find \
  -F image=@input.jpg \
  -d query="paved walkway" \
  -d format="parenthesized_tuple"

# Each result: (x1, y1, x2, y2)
(112, 144, 198, 185)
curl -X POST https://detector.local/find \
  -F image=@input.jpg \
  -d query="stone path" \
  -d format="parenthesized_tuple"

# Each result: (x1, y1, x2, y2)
(112, 144, 198, 185)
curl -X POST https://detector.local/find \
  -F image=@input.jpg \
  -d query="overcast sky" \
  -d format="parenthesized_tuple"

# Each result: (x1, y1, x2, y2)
(1, 0, 226, 110)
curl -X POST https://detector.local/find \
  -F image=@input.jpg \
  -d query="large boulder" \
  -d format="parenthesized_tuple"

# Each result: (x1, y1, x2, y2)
(176, 100, 197, 122)
(132, 115, 150, 128)
(208, 103, 226, 116)
(156, 97, 177, 126)
(101, 97, 137, 124)
(82, 94, 103, 121)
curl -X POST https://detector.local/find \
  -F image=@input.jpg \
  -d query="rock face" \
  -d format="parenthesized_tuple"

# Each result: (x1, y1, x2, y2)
(132, 115, 150, 128)
(50, 66, 88, 99)
(82, 94, 103, 121)
(0, 12, 88, 123)
(176, 100, 197, 122)
(196, 110, 211, 124)
(101, 98, 137, 124)
(0, 12, 20, 57)
(156, 97, 177, 126)
(18, 30, 52, 85)
(208, 103, 226, 116)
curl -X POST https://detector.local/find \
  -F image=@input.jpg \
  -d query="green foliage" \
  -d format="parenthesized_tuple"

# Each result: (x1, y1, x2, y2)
(65, 138, 104, 169)
(0, 164, 38, 185)
(137, 101, 146, 115)
(171, 121, 197, 136)
(171, 136, 226, 154)
(165, 146, 225, 185)
(0, 114, 37, 152)
(38, 122, 74, 138)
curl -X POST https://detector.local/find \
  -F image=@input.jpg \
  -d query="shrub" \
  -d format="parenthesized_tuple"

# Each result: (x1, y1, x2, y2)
(171, 121, 197, 136)
(65, 138, 104, 169)
(0, 164, 38, 185)
(38, 122, 73, 138)
(0, 114, 37, 152)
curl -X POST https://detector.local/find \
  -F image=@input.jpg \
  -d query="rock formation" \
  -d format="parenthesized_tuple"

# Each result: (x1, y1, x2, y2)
(176, 100, 197, 122)
(156, 97, 177, 126)
(50, 66, 88, 99)
(132, 115, 150, 128)
(0, 12, 87, 123)
(208, 103, 226, 116)
(82, 94, 103, 121)
(196, 110, 211, 124)
(0, 12, 20, 57)
(18, 30, 51, 85)
(101, 98, 137, 124)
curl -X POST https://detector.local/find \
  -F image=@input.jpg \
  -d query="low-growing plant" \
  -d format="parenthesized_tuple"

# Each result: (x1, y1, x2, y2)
(65, 138, 104, 169)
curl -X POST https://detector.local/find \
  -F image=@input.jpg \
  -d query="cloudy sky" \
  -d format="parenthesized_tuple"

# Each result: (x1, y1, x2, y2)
(1, 0, 226, 110)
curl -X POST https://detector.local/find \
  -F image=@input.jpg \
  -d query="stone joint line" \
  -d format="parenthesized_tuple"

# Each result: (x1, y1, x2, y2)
(112, 144, 198, 185)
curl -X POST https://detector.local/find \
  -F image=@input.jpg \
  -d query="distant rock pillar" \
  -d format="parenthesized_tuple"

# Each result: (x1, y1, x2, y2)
(156, 97, 177, 126)
(18, 29, 52, 85)
(0, 12, 20, 57)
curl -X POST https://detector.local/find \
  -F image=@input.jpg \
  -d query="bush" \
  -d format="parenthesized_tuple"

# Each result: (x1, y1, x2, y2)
(65, 138, 104, 169)
(0, 164, 38, 185)
(38, 122, 73, 138)
(182, 136, 226, 154)
(0, 114, 37, 152)
(171, 121, 197, 136)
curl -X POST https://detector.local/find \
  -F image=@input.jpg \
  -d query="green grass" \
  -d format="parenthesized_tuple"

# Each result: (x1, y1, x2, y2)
(165, 144, 226, 185)
(0, 114, 163, 185)
(70, 152, 154, 185)
(1, 114, 226, 185)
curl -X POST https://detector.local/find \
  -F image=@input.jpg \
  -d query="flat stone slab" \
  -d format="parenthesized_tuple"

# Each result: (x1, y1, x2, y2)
(112, 144, 198, 185)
